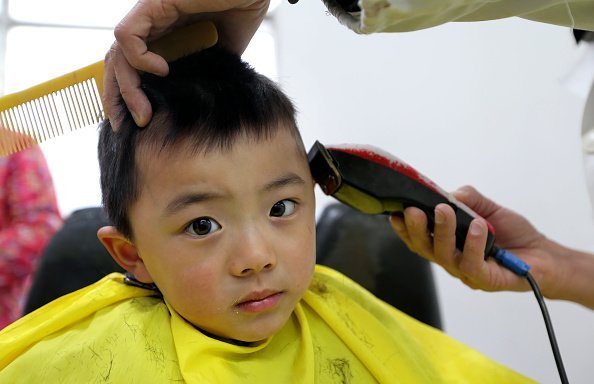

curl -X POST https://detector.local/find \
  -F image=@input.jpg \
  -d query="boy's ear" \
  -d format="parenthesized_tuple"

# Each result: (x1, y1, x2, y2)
(97, 226, 153, 283)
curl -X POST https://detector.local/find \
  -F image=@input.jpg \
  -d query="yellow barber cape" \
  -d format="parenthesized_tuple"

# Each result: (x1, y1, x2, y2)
(0, 265, 534, 383)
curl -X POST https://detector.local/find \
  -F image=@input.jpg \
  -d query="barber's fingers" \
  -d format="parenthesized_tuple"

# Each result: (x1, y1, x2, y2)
(391, 204, 490, 284)
(104, 43, 153, 129)
(113, 0, 177, 75)
(112, 0, 271, 68)
(390, 207, 433, 259)
(389, 212, 406, 236)
(391, 201, 530, 292)
(431, 207, 512, 291)
(458, 218, 527, 291)
(431, 204, 460, 274)
(457, 219, 492, 289)
(453, 185, 500, 219)
(103, 45, 118, 122)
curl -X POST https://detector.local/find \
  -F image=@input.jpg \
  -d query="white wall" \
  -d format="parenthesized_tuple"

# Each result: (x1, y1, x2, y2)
(273, 2, 594, 383)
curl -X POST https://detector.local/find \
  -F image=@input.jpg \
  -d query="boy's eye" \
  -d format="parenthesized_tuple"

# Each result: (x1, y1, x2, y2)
(270, 200, 296, 217)
(186, 217, 221, 237)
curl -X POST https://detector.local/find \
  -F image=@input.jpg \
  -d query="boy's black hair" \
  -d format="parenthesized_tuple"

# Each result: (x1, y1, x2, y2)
(98, 47, 302, 240)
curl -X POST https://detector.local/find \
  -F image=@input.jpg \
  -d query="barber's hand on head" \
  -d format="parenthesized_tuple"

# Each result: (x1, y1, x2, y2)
(104, 0, 271, 130)
(389, 185, 556, 295)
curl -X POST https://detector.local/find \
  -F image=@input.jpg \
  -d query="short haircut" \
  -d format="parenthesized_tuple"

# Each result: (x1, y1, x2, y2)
(98, 47, 303, 240)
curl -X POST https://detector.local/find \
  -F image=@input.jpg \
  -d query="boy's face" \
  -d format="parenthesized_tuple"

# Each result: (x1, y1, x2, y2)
(127, 128, 316, 343)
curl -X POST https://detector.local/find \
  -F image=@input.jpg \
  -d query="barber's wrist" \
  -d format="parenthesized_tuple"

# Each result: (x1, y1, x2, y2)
(540, 238, 592, 307)
(557, 246, 594, 309)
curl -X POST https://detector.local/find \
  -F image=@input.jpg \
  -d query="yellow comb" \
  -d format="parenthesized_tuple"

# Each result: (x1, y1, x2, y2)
(0, 21, 218, 156)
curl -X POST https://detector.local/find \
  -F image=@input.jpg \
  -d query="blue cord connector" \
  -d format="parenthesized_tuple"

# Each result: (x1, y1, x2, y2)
(491, 247, 531, 276)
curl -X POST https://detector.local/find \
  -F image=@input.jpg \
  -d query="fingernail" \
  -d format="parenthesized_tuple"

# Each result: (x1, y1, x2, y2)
(434, 208, 445, 224)
(469, 220, 483, 236)
(453, 187, 468, 199)
(390, 215, 404, 231)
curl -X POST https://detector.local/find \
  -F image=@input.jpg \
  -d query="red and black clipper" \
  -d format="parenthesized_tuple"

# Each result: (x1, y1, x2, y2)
(307, 140, 497, 257)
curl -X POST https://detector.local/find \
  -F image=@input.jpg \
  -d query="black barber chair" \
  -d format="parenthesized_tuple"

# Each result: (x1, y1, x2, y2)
(316, 203, 441, 329)
(23, 208, 123, 314)
(24, 204, 442, 329)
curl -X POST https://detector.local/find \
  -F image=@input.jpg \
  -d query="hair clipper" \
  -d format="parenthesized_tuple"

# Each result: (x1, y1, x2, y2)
(307, 140, 496, 256)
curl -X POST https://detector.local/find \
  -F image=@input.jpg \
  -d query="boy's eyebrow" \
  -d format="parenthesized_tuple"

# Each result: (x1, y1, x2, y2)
(162, 191, 221, 218)
(162, 173, 306, 218)
(263, 173, 306, 192)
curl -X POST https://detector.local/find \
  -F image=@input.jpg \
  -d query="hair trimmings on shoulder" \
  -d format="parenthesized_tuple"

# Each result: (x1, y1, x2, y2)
(98, 47, 302, 239)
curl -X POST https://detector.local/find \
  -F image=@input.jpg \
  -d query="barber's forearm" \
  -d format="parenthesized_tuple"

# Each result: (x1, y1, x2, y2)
(543, 239, 594, 310)
(322, 0, 594, 33)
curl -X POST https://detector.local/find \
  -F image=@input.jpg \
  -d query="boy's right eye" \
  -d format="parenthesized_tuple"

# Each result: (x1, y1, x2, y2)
(185, 217, 221, 237)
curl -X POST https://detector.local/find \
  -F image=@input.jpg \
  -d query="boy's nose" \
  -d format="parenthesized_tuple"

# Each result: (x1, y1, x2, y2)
(230, 228, 277, 277)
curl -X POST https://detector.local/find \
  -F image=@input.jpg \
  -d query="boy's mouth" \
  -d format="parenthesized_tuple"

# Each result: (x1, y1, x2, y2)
(235, 290, 284, 313)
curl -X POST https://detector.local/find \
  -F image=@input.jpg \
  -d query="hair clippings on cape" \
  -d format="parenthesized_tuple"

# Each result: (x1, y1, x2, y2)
(124, 272, 162, 295)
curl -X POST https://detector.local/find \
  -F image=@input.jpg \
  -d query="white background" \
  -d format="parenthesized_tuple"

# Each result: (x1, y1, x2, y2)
(4, 1, 594, 383)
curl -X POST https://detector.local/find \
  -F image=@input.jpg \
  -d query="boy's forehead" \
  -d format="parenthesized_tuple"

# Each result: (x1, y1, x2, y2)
(134, 127, 308, 183)
(127, 127, 313, 237)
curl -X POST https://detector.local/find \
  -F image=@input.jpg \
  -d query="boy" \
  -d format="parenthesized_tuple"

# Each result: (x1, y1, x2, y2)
(0, 48, 534, 382)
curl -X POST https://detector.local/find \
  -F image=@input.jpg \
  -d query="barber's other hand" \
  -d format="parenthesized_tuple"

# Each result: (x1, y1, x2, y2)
(389, 185, 556, 294)
(104, 0, 271, 129)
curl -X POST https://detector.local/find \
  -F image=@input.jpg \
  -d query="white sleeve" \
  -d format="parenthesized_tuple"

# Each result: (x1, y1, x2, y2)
(321, 0, 594, 34)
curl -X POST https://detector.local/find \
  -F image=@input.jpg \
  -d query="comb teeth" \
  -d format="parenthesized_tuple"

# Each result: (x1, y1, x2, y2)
(0, 78, 105, 156)
(0, 59, 105, 157)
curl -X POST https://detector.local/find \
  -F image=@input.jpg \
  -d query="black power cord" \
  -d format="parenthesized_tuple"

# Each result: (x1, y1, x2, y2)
(492, 247, 569, 383)
(526, 272, 569, 384)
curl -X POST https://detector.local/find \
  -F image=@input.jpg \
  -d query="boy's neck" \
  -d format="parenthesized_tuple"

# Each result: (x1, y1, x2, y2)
(196, 328, 265, 347)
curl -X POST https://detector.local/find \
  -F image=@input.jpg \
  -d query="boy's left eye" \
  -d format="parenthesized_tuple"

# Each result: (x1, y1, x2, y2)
(270, 200, 296, 217)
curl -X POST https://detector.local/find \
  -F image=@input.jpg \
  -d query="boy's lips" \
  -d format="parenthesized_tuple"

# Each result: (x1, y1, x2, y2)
(235, 290, 284, 313)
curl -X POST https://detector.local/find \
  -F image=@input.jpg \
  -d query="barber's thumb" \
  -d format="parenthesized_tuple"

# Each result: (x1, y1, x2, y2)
(452, 185, 480, 206)
(452, 185, 500, 217)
